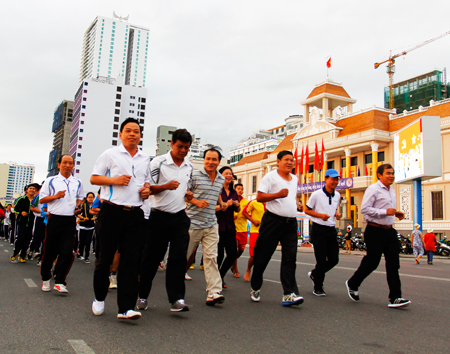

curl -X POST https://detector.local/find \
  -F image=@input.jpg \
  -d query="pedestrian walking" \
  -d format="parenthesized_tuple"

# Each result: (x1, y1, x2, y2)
(411, 224, 424, 264)
(423, 229, 438, 265)
(345, 164, 410, 308)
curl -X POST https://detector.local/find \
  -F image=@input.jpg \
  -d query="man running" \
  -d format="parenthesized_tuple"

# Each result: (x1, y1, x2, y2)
(39, 155, 84, 293)
(304, 169, 341, 296)
(250, 150, 303, 306)
(346, 164, 410, 308)
(231, 183, 249, 278)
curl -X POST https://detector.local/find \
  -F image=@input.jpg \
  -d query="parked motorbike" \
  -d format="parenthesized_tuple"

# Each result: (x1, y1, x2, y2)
(398, 234, 413, 254)
(436, 241, 450, 257)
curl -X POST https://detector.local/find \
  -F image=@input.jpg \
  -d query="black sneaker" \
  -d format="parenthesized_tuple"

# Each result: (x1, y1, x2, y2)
(307, 271, 315, 287)
(345, 280, 359, 301)
(313, 289, 327, 297)
(388, 298, 411, 308)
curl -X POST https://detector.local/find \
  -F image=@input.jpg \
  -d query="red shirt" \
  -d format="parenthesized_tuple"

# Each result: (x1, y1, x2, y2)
(424, 232, 437, 252)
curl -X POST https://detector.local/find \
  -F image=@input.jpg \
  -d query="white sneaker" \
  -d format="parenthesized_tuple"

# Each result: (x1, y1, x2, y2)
(42, 280, 51, 292)
(117, 310, 141, 320)
(54, 284, 68, 293)
(109, 275, 117, 289)
(185, 273, 192, 280)
(92, 299, 105, 316)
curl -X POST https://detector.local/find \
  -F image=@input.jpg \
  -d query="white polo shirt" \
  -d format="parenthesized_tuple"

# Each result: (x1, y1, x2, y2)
(40, 173, 84, 216)
(92, 144, 151, 207)
(306, 187, 341, 227)
(258, 170, 298, 218)
(149, 152, 193, 214)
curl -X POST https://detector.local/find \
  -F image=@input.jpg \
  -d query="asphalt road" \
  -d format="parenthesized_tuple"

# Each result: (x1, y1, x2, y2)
(0, 240, 449, 354)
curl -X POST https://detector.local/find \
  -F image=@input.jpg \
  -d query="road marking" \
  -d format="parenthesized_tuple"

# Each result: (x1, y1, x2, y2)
(263, 279, 281, 284)
(68, 340, 96, 354)
(4, 249, 9, 252)
(24, 279, 38, 288)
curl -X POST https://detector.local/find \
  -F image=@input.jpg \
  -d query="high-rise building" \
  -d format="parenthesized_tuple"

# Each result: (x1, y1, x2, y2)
(0, 162, 35, 204)
(69, 76, 147, 189)
(156, 125, 177, 156)
(80, 15, 149, 87)
(48, 100, 74, 177)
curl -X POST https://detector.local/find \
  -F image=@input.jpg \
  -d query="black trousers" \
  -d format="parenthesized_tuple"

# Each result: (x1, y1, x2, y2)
(13, 224, 33, 259)
(78, 228, 94, 259)
(138, 209, 190, 304)
(218, 229, 238, 279)
(40, 215, 76, 285)
(310, 222, 339, 290)
(348, 224, 402, 299)
(251, 211, 299, 295)
(30, 217, 45, 253)
(93, 202, 144, 313)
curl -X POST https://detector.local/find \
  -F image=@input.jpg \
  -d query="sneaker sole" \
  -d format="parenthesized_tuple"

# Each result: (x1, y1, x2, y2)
(54, 287, 68, 293)
(206, 297, 225, 306)
(345, 280, 359, 302)
(388, 301, 411, 308)
(282, 298, 304, 307)
(117, 314, 141, 320)
(92, 305, 104, 316)
(251, 297, 260, 302)
(42, 287, 51, 292)
(312, 291, 327, 297)
(136, 306, 148, 311)
(170, 306, 189, 312)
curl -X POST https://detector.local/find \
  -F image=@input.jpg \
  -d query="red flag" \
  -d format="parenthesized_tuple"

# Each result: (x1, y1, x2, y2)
(320, 139, 325, 170)
(294, 147, 298, 176)
(340, 169, 343, 177)
(299, 145, 304, 175)
(365, 165, 369, 176)
(326, 57, 331, 68)
(314, 141, 319, 172)
(304, 143, 309, 181)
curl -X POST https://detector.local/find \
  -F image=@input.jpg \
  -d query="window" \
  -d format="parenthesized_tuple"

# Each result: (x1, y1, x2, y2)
(327, 160, 335, 169)
(140, 105, 146, 110)
(365, 154, 372, 164)
(129, 110, 134, 114)
(79, 137, 83, 141)
(117, 87, 122, 92)
(115, 102, 120, 107)
(81, 113, 85, 117)
(130, 103, 135, 106)
(83, 97, 87, 101)
(139, 119, 144, 124)
(112, 140, 117, 146)
(140, 112, 145, 117)
(83, 90, 87, 93)
(76, 169, 80, 173)
(341, 158, 346, 168)
(130, 96, 135, 99)
(113, 124, 119, 130)
(308, 164, 314, 173)
(76, 161, 80, 165)
(351, 157, 358, 166)
(77, 153, 81, 157)
(378, 151, 385, 162)
(114, 117, 119, 122)
(80, 129, 83, 132)
(84, 82, 88, 86)
(115, 109, 120, 114)
(113, 132, 118, 138)
(82, 105, 86, 109)
(252, 176, 257, 194)
(431, 191, 443, 220)
(81, 121, 84, 124)
(78, 145, 82, 148)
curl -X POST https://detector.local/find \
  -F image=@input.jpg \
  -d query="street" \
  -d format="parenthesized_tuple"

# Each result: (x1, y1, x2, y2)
(0, 241, 449, 354)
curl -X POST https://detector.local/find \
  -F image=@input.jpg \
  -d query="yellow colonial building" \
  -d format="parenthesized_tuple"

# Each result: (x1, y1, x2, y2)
(232, 79, 450, 238)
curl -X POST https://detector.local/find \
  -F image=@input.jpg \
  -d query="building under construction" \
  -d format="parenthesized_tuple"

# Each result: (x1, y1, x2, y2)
(384, 69, 450, 112)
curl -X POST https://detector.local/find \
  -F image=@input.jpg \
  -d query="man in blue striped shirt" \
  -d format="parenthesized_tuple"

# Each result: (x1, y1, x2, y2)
(186, 147, 226, 306)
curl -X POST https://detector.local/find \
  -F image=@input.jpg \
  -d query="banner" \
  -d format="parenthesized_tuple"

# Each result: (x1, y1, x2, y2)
(297, 177, 353, 194)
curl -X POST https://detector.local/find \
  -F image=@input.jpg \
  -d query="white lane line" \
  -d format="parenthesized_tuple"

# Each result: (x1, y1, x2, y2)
(68, 340, 96, 354)
(24, 278, 38, 288)
(263, 279, 281, 284)
(4, 249, 9, 252)
(242, 256, 450, 282)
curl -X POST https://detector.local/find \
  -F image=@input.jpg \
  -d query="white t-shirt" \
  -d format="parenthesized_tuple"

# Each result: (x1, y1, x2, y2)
(306, 188, 341, 227)
(92, 145, 151, 207)
(258, 170, 298, 218)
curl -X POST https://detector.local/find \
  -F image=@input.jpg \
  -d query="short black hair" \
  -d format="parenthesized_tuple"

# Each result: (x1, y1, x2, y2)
(203, 148, 221, 160)
(30, 183, 41, 191)
(58, 154, 74, 164)
(172, 129, 192, 145)
(235, 183, 243, 188)
(277, 150, 293, 160)
(120, 117, 142, 133)
(86, 192, 95, 198)
(376, 164, 394, 179)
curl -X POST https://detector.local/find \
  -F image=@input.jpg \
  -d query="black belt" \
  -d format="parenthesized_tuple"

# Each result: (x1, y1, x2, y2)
(368, 222, 392, 229)
(103, 200, 139, 211)
(266, 210, 296, 223)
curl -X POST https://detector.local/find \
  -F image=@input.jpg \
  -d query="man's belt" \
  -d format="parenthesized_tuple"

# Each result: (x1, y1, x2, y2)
(103, 200, 138, 211)
(266, 210, 296, 223)
(367, 222, 392, 229)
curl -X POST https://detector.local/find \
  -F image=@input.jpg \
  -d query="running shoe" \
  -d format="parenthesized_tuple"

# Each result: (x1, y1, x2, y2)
(92, 299, 105, 315)
(85, 258, 90, 264)
(307, 271, 315, 287)
(171, 299, 189, 312)
(109, 275, 117, 289)
(190, 263, 195, 270)
(10, 254, 17, 262)
(250, 289, 260, 302)
(282, 293, 304, 306)
(117, 310, 141, 320)
(345, 280, 359, 302)
(388, 298, 411, 308)
(80, 256, 85, 261)
(42, 280, 51, 292)
(34, 252, 40, 259)
(36, 261, 42, 266)
(313, 289, 327, 297)
(200, 265, 204, 270)
(136, 298, 148, 311)
(54, 284, 68, 293)
(18, 257, 27, 263)
(185, 273, 192, 280)
(206, 293, 225, 306)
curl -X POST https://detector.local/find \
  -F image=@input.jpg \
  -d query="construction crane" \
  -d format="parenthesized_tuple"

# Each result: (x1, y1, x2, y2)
(375, 30, 450, 109)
